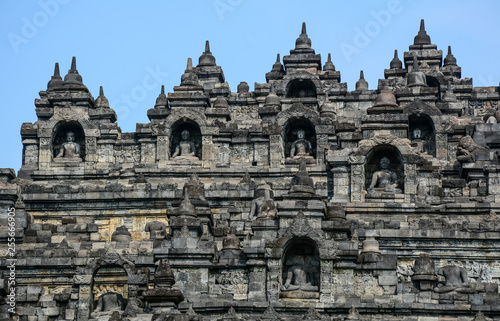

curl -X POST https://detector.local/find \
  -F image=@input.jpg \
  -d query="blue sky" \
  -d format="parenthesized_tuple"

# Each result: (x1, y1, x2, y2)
(1, 1, 499, 171)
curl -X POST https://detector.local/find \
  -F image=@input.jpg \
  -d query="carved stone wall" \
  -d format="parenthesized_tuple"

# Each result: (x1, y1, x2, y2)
(2, 20, 500, 321)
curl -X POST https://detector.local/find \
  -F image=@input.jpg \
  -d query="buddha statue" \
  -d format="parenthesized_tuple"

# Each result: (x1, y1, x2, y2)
(411, 128, 425, 152)
(55, 131, 82, 161)
(145, 221, 167, 240)
(367, 157, 402, 194)
(249, 182, 277, 220)
(172, 130, 198, 160)
(290, 129, 313, 159)
(281, 256, 318, 292)
(413, 128, 422, 140)
(93, 292, 125, 312)
(183, 173, 207, 204)
(434, 265, 475, 294)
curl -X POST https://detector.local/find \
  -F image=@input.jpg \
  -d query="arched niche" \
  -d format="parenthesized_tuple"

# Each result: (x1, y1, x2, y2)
(286, 79, 317, 98)
(409, 114, 436, 156)
(364, 145, 404, 193)
(169, 120, 202, 160)
(283, 117, 316, 159)
(91, 265, 128, 312)
(280, 238, 320, 297)
(52, 121, 85, 160)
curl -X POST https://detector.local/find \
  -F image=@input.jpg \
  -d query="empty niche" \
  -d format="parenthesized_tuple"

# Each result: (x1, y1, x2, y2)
(286, 79, 317, 98)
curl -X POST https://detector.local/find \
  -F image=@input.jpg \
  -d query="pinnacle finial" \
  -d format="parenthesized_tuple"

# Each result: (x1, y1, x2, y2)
(269, 53, 284, 75)
(420, 19, 425, 32)
(179, 185, 196, 217)
(413, 19, 431, 45)
(54, 62, 60, 77)
(407, 52, 427, 87)
(295, 22, 312, 49)
(356, 70, 369, 91)
(299, 159, 307, 171)
(181, 58, 199, 86)
(155, 85, 168, 108)
(412, 53, 419, 71)
(390, 49, 402, 69)
(444, 45, 457, 67)
(323, 53, 336, 71)
(95, 85, 109, 108)
(47, 62, 63, 90)
(63, 56, 83, 84)
(70, 56, 77, 71)
(198, 40, 216, 66)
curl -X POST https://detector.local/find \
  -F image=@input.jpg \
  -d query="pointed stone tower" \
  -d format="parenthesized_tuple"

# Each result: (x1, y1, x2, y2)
(90, 86, 117, 124)
(266, 53, 285, 82)
(194, 40, 227, 94)
(355, 70, 369, 91)
(46, 62, 62, 90)
(404, 19, 442, 70)
(147, 85, 171, 120)
(384, 49, 406, 79)
(282, 22, 322, 73)
(442, 45, 462, 78)
(168, 58, 209, 108)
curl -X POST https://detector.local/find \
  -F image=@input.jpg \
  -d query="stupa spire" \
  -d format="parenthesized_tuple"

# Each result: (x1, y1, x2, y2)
(323, 53, 336, 71)
(443, 45, 457, 66)
(355, 70, 369, 91)
(95, 86, 109, 108)
(155, 85, 168, 108)
(295, 22, 312, 49)
(390, 49, 403, 69)
(47, 62, 63, 90)
(413, 19, 431, 45)
(63, 56, 83, 84)
(198, 40, 216, 66)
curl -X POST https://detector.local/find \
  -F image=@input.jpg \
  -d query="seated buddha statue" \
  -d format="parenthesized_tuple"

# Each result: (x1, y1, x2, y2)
(367, 157, 402, 194)
(55, 131, 82, 161)
(289, 129, 313, 159)
(172, 130, 198, 161)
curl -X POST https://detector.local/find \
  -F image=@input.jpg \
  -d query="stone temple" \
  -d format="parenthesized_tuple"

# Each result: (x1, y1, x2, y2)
(2, 20, 500, 321)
